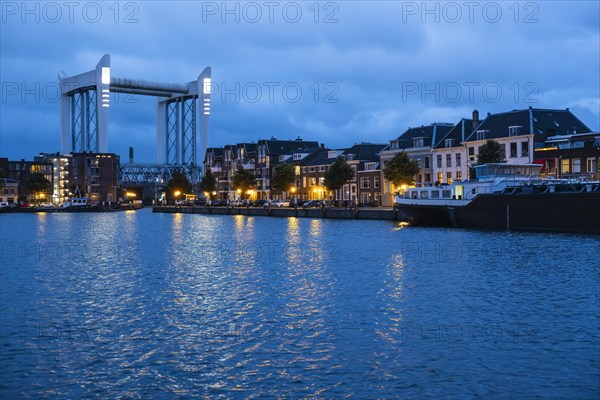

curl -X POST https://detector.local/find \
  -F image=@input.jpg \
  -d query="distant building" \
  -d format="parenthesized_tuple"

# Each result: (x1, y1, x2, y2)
(5, 158, 54, 201)
(0, 179, 19, 204)
(36, 153, 71, 204)
(70, 152, 120, 202)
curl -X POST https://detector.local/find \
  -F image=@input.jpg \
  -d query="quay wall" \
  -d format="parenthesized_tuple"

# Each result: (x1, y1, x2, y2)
(153, 206, 401, 221)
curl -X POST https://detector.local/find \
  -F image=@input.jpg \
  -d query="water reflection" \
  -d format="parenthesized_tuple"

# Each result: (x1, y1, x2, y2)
(1, 213, 598, 399)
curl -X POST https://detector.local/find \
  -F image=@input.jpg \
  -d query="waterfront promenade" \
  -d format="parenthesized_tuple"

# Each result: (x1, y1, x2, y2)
(154, 205, 400, 220)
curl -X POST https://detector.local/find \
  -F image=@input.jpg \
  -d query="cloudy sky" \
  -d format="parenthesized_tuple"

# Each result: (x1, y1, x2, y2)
(1, 1, 598, 162)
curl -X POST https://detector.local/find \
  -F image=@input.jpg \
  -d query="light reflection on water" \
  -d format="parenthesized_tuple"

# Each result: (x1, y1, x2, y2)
(0, 210, 598, 399)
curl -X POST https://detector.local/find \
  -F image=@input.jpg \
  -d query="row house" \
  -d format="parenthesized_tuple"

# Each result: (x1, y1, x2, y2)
(460, 107, 591, 178)
(342, 143, 387, 205)
(431, 113, 479, 184)
(535, 132, 600, 180)
(380, 123, 454, 206)
(296, 143, 386, 203)
(204, 147, 225, 196)
(255, 137, 319, 200)
(204, 138, 319, 200)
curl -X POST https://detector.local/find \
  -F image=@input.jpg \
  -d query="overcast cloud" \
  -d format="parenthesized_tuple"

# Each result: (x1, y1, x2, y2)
(1, 0, 598, 162)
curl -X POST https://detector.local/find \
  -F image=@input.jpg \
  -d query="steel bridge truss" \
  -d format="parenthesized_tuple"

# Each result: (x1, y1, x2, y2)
(70, 89, 98, 152)
(165, 96, 197, 166)
(120, 163, 201, 186)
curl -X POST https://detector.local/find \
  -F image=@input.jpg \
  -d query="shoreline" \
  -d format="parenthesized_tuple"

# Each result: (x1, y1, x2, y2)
(152, 206, 401, 221)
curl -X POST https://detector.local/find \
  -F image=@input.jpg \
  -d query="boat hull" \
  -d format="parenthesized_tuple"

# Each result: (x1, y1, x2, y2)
(396, 192, 600, 233)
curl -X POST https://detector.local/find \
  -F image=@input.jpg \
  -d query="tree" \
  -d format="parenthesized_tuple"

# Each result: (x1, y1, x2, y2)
(166, 171, 192, 202)
(199, 167, 217, 198)
(383, 152, 420, 187)
(324, 157, 354, 196)
(232, 166, 255, 199)
(477, 139, 506, 164)
(26, 173, 52, 203)
(271, 163, 295, 196)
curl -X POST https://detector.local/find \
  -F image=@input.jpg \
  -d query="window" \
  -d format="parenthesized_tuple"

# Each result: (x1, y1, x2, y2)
(468, 147, 475, 161)
(446, 154, 452, 168)
(319, 166, 325, 172)
(360, 177, 370, 189)
(573, 159, 581, 174)
(302, 167, 308, 174)
(431, 191, 440, 199)
(309, 167, 316, 173)
(476, 130, 488, 140)
(420, 191, 428, 199)
(436, 155, 442, 168)
(510, 142, 517, 158)
(587, 158, 597, 173)
(456, 171, 462, 181)
(442, 190, 451, 198)
(509, 126, 522, 136)
(414, 137, 424, 147)
(374, 176, 380, 188)
(446, 172, 453, 184)
(561, 159, 570, 174)
(445, 139, 454, 148)
(455, 153, 461, 167)
(424, 173, 431, 183)
(437, 172, 443, 183)
(309, 177, 316, 186)
(365, 162, 376, 171)
(424, 157, 430, 169)
(521, 141, 529, 157)
(293, 154, 302, 160)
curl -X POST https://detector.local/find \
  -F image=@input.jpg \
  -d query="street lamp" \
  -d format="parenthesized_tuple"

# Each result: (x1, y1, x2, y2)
(174, 190, 181, 205)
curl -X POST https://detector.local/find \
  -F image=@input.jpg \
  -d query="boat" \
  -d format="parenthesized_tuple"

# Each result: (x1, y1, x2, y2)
(122, 200, 144, 210)
(394, 163, 600, 233)
(62, 197, 98, 211)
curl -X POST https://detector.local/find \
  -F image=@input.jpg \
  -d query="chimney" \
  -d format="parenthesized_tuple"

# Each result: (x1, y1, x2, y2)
(129, 146, 134, 163)
(472, 109, 479, 129)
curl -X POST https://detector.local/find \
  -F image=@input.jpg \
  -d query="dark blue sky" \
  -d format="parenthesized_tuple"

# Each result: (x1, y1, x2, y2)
(1, 1, 598, 162)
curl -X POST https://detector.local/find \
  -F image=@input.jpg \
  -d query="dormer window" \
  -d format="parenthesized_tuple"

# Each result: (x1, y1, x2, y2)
(445, 139, 454, 148)
(413, 137, 424, 147)
(365, 162, 376, 171)
(345, 154, 355, 161)
(477, 130, 489, 140)
(508, 126, 522, 137)
(293, 153, 302, 160)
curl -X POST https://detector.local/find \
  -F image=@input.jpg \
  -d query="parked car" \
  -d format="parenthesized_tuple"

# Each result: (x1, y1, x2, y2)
(253, 199, 268, 207)
(18, 201, 31, 208)
(265, 200, 291, 208)
(38, 202, 57, 209)
(303, 200, 324, 208)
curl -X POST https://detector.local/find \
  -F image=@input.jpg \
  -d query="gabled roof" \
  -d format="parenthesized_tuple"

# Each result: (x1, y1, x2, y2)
(297, 147, 331, 166)
(206, 147, 223, 157)
(392, 123, 454, 149)
(341, 143, 387, 161)
(259, 138, 320, 155)
(465, 107, 591, 142)
(433, 119, 474, 149)
(237, 142, 257, 154)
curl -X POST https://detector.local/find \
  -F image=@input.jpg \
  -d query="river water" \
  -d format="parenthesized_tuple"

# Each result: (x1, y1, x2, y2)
(1, 209, 599, 398)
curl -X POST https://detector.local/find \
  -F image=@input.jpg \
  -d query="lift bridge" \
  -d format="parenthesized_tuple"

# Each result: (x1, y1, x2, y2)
(59, 54, 211, 187)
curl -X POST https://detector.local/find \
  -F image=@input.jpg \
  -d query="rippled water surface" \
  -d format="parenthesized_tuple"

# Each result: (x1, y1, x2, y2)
(1, 210, 599, 398)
